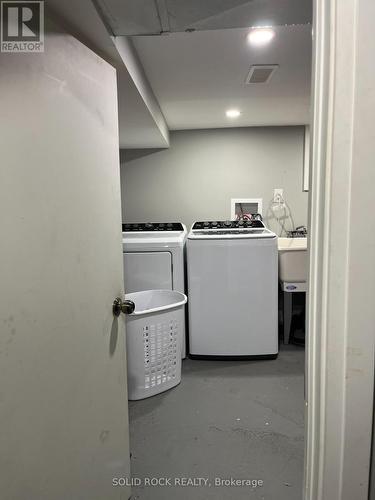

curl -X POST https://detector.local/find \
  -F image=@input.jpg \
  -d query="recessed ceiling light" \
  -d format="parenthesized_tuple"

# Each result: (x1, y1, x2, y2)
(226, 109, 241, 118)
(247, 28, 275, 46)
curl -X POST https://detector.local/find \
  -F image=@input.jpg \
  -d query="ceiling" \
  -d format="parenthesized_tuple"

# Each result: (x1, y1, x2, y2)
(131, 24, 312, 130)
(47, 0, 312, 146)
(95, 0, 312, 35)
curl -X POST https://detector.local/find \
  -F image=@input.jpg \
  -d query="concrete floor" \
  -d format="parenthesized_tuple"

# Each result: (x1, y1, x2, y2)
(129, 345, 305, 500)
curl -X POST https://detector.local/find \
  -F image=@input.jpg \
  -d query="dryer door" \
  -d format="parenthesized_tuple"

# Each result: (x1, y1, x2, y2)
(123, 252, 172, 293)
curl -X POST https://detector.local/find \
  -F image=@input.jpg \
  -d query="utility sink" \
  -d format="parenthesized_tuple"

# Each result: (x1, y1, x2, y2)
(278, 237, 308, 283)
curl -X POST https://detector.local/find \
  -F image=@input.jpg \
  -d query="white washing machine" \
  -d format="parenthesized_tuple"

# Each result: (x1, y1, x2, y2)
(187, 220, 278, 358)
(122, 222, 187, 358)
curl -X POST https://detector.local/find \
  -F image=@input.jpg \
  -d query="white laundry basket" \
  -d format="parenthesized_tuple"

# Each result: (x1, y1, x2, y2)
(125, 290, 187, 400)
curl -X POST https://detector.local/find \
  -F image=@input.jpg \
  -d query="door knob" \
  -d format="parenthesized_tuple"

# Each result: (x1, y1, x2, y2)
(113, 297, 135, 317)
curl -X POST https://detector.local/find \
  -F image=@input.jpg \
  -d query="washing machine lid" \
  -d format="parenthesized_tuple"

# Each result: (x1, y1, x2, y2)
(188, 220, 276, 239)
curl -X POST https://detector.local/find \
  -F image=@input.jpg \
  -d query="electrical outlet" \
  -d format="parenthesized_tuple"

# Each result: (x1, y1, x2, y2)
(273, 188, 284, 203)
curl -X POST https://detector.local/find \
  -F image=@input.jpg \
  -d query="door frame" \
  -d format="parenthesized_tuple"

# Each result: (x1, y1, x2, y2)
(305, 0, 375, 498)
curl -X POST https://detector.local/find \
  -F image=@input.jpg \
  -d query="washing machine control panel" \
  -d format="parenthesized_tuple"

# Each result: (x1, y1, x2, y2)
(122, 222, 184, 232)
(192, 220, 265, 231)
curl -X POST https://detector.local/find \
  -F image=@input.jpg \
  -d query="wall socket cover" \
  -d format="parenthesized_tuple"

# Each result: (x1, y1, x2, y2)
(273, 188, 284, 202)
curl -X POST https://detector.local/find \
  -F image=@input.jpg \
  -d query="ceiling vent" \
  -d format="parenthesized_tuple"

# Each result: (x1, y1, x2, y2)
(245, 65, 278, 84)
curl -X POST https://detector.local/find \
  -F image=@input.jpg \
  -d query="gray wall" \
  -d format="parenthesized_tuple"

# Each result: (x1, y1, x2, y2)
(120, 127, 308, 233)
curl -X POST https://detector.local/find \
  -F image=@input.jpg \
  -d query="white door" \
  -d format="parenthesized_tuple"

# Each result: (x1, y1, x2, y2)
(0, 21, 131, 500)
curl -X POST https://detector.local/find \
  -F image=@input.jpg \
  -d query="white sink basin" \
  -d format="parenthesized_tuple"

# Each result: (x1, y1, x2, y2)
(278, 237, 308, 283)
